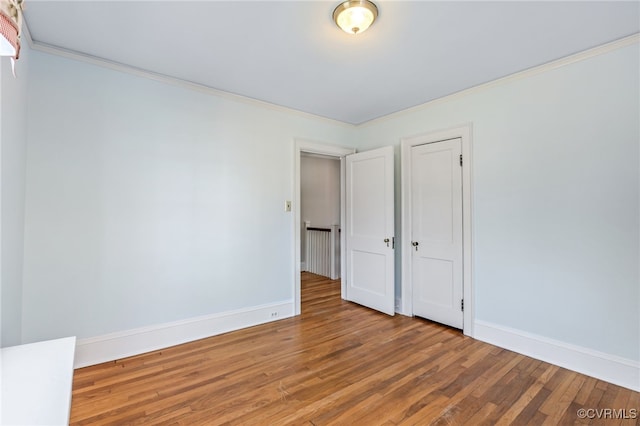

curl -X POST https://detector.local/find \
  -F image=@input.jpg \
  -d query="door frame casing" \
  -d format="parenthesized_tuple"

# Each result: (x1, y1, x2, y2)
(400, 124, 474, 337)
(293, 139, 355, 315)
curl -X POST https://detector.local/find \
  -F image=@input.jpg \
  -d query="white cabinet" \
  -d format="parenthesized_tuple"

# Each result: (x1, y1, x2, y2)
(1, 336, 76, 425)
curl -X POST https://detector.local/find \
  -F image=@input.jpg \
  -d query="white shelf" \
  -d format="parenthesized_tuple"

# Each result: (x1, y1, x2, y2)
(1, 336, 76, 425)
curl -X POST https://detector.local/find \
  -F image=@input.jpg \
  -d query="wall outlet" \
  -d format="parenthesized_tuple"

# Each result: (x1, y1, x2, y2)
(270, 311, 279, 318)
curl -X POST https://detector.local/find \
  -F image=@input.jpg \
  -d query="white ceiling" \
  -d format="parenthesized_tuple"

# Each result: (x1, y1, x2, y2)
(24, 1, 640, 124)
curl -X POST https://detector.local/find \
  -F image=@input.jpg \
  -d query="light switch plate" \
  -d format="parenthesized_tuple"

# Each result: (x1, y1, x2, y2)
(285, 200, 292, 212)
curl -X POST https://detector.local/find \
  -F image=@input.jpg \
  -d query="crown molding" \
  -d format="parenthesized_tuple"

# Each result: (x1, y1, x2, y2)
(21, 20, 351, 129)
(20, 15, 638, 129)
(357, 33, 640, 127)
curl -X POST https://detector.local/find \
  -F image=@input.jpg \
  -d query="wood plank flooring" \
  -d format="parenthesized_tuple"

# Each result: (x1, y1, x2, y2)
(71, 273, 639, 425)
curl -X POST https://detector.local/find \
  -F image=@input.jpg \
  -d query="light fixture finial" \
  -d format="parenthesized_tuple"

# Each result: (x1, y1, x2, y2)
(333, 0, 378, 35)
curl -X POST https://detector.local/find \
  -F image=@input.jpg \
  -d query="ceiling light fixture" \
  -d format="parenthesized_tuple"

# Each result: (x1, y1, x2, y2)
(333, 0, 378, 35)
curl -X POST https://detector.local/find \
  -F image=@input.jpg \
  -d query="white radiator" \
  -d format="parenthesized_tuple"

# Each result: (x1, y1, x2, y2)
(305, 224, 340, 279)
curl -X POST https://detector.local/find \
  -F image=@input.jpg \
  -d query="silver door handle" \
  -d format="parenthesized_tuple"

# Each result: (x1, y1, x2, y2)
(384, 238, 390, 247)
(411, 241, 419, 251)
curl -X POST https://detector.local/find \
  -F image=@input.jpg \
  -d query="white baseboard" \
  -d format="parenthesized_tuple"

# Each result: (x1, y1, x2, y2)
(474, 320, 639, 392)
(301, 262, 307, 271)
(74, 301, 294, 368)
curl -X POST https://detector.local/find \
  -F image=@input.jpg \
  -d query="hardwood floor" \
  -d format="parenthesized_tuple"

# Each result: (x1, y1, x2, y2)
(71, 273, 639, 425)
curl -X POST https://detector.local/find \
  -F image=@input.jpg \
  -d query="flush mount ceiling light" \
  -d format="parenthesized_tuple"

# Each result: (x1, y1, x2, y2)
(333, 0, 378, 35)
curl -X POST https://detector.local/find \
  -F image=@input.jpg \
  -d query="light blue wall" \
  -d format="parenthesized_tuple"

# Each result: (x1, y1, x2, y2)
(17, 40, 639, 365)
(1, 45, 30, 347)
(355, 44, 639, 361)
(21, 51, 354, 342)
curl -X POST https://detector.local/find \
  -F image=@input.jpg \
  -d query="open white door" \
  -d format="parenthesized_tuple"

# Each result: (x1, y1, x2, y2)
(345, 146, 395, 315)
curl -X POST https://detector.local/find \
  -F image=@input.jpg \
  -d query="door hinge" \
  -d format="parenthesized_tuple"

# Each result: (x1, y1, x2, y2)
(459, 154, 463, 167)
(461, 299, 464, 312)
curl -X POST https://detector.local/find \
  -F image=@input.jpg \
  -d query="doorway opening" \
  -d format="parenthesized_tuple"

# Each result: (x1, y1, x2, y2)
(300, 153, 341, 281)
(293, 140, 355, 315)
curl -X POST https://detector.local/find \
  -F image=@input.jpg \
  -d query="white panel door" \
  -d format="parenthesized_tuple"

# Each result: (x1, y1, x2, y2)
(411, 139, 463, 328)
(345, 146, 395, 316)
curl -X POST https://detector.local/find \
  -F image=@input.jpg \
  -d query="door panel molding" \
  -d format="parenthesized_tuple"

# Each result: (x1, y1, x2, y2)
(400, 124, 474, 337)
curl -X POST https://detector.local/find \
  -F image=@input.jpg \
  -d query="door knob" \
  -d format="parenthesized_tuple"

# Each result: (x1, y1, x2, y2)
(384, 238, 390, 247)
(411, 241, 419, 251)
